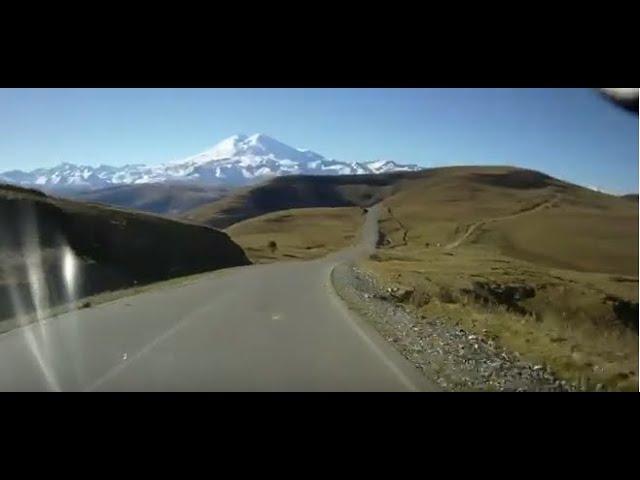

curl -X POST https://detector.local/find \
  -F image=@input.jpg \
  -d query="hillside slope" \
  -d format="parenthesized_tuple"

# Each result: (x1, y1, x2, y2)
(362, 167, 637, 391)
(226, 207, 365, 263)
(367, 166, 637, 325)
(184, 165, 637, 276)
(0, 185, 250, 325)
(63, 183, 231, 217)
(374, 166, 638, 276)
(182, 166, 638, 390)
(182, 171, 422, 228)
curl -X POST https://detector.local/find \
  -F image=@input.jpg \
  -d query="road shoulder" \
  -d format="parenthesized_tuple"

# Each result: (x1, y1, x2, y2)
(331, 262, 573, 391)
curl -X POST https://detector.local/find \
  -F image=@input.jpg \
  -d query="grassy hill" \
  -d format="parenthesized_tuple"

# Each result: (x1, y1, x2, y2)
(374, 166, 638, 275)
(62, 183, 231, 217)
(186, 166, 637, 275)
(0, 184, 250, 328)
(226, 207, 365, 263)
(181, 173, 408, 228)
(366, 167, 638, 390)
(184, 166, 638, 390)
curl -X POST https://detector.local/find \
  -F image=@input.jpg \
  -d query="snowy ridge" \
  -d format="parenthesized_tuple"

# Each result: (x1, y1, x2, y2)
(0, 133, 422, 190)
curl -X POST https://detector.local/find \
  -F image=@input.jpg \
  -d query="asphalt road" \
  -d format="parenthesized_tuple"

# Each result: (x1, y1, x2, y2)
(0, 205, 435, 391)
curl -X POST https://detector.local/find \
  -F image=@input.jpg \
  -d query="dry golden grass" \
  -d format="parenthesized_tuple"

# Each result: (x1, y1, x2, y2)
(481, 200, 638, 275)
(226, 206, 365, 263)
(376, 168, 637, 276)
(366, 221, 638, 391)
(365, 247, 638, 391)
(356, 167, 638, 390)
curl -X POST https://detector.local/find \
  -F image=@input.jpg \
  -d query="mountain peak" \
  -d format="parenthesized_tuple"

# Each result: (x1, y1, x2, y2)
(229, 133, 248, 141)
(246, 133, 270, 143)
(186, 133, 308, 166)
(217, 133, 273, 146)
(365, 158, 420, 174)
(0, 134, 423, 189)
(368, 159, 398, 167)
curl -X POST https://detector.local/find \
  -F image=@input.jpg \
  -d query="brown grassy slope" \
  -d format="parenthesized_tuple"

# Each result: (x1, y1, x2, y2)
(362, 167, 638, 390)
(65, 183, 232, 217)
(379, 167, 561, 243)
(365, 245, 639, 391)
(183, 164, 637, 277)
(376, 166, 638, 276)
(0, 185, 250, 323)
(181, 173, 408, 228)
(481, 198, 637, 275)
(226, 207, 364, 263)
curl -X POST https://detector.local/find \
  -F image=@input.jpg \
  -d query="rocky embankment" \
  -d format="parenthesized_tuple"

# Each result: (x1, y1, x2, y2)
(332, 262, 576, 391)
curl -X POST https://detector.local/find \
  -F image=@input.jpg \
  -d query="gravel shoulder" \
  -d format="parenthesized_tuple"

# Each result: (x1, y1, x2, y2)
(332, 262, 576, 391)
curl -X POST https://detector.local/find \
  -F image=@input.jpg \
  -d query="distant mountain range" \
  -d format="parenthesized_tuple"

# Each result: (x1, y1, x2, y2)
(0, 134, 422, 191)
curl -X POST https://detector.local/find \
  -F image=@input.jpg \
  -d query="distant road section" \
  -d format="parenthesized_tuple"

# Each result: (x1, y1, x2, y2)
(0, 205, 434, 392)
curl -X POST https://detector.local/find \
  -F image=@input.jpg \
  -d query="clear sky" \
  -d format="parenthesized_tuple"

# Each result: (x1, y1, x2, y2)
(0, 88, 637, 193)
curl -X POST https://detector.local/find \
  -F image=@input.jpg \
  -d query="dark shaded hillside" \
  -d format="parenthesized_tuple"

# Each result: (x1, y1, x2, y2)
(182, 171, 427, 228)
(181, 166, 568, 229)
(0, 185, 250, 322)
(470, 169, 559, 190)
(61, 183, 232, 216)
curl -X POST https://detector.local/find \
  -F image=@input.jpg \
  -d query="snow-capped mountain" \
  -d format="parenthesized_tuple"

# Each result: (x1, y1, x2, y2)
(0, 134, 422, 190)
(365, 159, 422, 174)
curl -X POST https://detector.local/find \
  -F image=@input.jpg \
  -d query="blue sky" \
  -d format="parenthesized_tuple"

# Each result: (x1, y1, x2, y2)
(0, 88, 637, 193)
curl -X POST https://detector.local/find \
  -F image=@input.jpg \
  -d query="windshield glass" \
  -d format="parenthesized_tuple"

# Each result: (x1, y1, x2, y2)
(0, 88, 637, 392)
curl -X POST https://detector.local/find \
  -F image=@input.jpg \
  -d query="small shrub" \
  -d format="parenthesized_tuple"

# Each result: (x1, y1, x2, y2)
(376, 232, 388, 247)
(267, 240, 278, 254)
(410, 284, 431, 308)
(437, 285, 456, 304)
